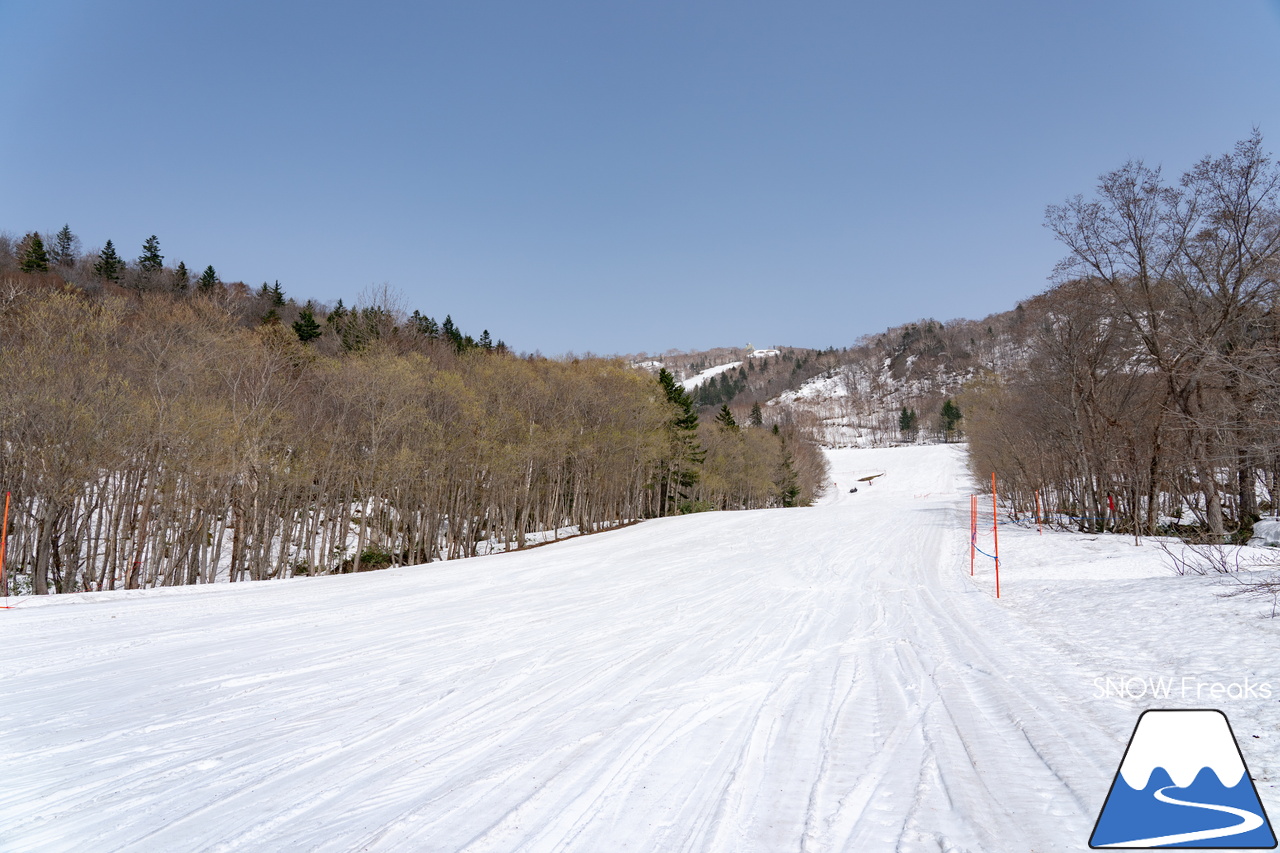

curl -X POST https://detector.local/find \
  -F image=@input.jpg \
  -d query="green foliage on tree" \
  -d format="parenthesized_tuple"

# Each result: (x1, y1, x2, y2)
(18, 233, 50, 273)
(749, 401, 764, 427)
(410, 310, 439, 338)
(776, 443, 801, 507)
(292, 306, 322, 343)
(137, 235, 163, 272)
(93, 240, 124, 282)
(270, 280, 285, 306)
(50, 224, 77, 267)
(715, 404, 739, 431)
(328, 298, 347, 325)
(441, 314, 465, 353)
(173, 261, 189, 291)
(694, 369, 747, 407)
(940, 398, 962, 440)
(899, 406, 918, 437)
(197, 265, 218, 292)
(657, 368, 703, 514)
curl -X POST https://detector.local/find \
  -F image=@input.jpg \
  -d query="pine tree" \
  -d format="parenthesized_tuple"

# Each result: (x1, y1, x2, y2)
(137, 235, 163, 272)
(93, 239, 124, 281)
(441, 314, 465, 352)
(940, 399, 962, 441)
(749, 401, 764, 427)
(657, 368, 703, 514)
(261, 307, 281, 326)
(50, 224, 78, 267)
(479, 329, 493, 350)
(410, 310, 440, 338)
(197, 265, 218, 291)
(173, 261, 189, 291)
(270, 280, 285, 306)
(292, 306, 322, 343)
(899, 406, 918, 437)
(715, 404, 739, 431)
(776, 442, 801, 507)
(328, 299, 347, 326)
(18, 233, 50, 273)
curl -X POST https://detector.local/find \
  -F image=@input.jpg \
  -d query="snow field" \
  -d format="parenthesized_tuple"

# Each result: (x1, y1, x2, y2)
(679, 362, 742, 391)
(1, 444, 1277, 851)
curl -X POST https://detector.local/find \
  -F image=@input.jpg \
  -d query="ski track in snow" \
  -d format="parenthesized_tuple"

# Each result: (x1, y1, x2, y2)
(0, 445, 1268, 852)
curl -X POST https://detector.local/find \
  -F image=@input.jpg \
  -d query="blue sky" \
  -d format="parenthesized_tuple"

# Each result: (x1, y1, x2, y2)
(3, 1, 1278, 355)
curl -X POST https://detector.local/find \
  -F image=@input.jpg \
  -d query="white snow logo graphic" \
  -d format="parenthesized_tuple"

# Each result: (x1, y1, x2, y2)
(1090, 709, 1276, 848)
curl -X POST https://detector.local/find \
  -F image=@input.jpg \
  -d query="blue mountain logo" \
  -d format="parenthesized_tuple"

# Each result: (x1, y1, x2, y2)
(1091, 709, 1276, 848)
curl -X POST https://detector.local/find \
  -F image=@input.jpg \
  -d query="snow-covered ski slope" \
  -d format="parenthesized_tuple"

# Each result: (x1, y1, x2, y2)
(680, 361, 742, 390)
(3, 445, 1278, 852)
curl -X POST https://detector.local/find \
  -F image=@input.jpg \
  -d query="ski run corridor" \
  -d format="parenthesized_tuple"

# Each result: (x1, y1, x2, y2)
(3, 445, 1278, 852)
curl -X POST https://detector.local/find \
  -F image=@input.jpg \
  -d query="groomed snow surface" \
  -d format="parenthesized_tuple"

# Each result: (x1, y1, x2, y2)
(3, 445, 1279, 852)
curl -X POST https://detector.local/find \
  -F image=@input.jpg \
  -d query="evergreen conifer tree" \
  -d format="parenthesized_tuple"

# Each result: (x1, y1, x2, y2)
(173, 261, 189, 291)
(899, 406, 918, 437)
(197, 265, 219, 291)
(441, 315, 465, 352)
(410, 310, 440, 338)
(50, 224, 78, 267)
(18, 233, 50, 273)
(657, 368, 703, 514)
(137, 235, 163, 272)
(776, 443, 801, 507)
(940, 399, 962, 440)
(749, 401, 764, 427)
(715, 404, 739, 431)
(94, 240, 124, 281)
(270, 280, 285, 306)
(479, 329, 493, 350)
(328, 299, 347, 326)
(292, 306, 322, 343)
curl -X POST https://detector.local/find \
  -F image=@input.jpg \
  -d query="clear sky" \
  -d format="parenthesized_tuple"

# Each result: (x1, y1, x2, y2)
(3, 1, 1279, 356)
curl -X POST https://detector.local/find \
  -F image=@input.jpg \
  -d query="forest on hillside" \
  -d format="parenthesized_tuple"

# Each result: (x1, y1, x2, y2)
(0, 240, 826, 595)
(964, 133, 1280, 541)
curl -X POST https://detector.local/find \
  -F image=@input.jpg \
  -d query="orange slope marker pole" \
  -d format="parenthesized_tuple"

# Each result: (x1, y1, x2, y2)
(991, 473, 1000, 599)
(0, 491, 9, 599)
(1035, 489, 1043, 535)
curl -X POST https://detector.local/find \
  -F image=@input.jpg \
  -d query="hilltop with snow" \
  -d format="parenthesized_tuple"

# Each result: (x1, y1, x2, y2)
(629, 302, 1034, 446)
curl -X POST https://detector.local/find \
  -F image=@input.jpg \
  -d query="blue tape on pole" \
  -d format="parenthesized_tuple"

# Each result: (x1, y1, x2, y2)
(971, 533, 998, 561)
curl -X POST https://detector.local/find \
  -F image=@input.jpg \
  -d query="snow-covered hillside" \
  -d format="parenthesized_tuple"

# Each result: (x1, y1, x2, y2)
(3, 446, 1278, 851)
(680, 360, 743, 390)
